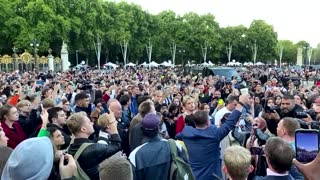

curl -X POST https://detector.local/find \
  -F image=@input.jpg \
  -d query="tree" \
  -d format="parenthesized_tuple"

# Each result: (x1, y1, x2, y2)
(220, 25, 249, 63)
(278, 40, 297, 64)
(246, 20, 278, 63)
(295, 40, 311, 66)
(0, 1, 316, 67)
(313, 44, 320, 65)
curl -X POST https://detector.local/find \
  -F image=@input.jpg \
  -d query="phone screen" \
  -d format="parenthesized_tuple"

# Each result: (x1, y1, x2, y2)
(295, 130, 319, 163)
(36, 80, 44, 85)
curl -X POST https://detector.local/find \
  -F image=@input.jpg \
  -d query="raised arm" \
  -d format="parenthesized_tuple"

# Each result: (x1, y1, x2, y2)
(217, 104, 243, 141)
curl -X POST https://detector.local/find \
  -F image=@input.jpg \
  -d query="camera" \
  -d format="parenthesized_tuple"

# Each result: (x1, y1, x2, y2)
(295, 118, 320, 130)
(264, 105, 279, 113)
(295, 109, 316, 119)
(79, 83, 92, 91)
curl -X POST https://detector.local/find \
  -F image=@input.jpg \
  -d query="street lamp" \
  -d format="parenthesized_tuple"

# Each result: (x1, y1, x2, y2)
(30, 39, 40, 71)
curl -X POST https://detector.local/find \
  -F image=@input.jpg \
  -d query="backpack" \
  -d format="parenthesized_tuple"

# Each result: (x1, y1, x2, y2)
(168, 139, 195, 180)
(73, 143, 92, 180)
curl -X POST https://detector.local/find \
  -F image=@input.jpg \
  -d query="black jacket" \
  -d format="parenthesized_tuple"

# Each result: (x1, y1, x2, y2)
(47, 124, 72, 150)
(279, 104, 304, 119)
(129, 122, 144, 151)
(18, 109, 42, 137)
(68, 135, 122, 180)
(74, 105, 93, 118)
(129, 136, 187, 180)
(255, 175, 294, 180)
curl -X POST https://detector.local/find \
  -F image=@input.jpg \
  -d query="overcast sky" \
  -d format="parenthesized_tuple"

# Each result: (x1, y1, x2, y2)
(119, 0, 320, 47)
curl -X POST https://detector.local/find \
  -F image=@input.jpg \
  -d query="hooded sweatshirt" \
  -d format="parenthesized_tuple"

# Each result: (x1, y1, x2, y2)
(1, 137, 54, 180)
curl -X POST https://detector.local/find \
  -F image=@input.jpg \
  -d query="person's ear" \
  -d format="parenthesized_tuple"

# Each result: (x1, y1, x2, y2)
(207, 119, 211, 126)
(52, 117, 57, 124)
(249, 164, 255, 173)
(222, 165, 228, 174)
(80, 126, 86, 133)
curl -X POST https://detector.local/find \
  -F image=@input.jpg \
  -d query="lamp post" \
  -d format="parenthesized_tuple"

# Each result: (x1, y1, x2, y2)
(303, 45, 308, 68)
(179, 49, 185, 65)
(12, 46, 18, 71)
(30, 39, 40, 71)
(76, 50, 79, 65)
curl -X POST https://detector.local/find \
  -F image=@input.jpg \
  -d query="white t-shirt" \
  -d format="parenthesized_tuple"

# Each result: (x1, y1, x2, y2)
(214, 107, 231, 126)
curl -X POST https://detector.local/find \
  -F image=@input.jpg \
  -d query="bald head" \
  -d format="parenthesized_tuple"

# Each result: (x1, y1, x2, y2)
(108, 99, 122, 119)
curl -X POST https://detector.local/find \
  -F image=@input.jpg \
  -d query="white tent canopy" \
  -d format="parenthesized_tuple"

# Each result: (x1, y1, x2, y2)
(227, 62, 234, 66)
(227, 61, 242, 66)
(255, 62, 265, 66)
(104, 62, 117, 69)
(125, 62, 136, 67)
(201, 62, 209, 66)
(140, 62, 148, 67)
(149, 61, 159, 67)
(244, 62, 254, 66)
(160, 61, 170, 66)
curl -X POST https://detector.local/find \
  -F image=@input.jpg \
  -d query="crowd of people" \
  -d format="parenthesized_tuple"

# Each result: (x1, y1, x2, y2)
(0, 66, 320, 180)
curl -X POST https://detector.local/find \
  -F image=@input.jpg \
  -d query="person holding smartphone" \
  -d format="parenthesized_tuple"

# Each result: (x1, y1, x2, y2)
(67, 111, 121, 180)
(255, 137, 295, 180)
(293, 152, 320, 180)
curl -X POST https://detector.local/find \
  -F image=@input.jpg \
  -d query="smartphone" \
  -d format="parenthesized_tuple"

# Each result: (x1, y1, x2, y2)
(250, 147, 264, 156)
(295, 129, 319, 163)
(63, 155, 69, 165)
(36, 80, 44, 86)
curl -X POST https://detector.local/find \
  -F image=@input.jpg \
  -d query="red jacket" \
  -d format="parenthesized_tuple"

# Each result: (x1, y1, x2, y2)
(175, 114, 185, 135)
(1, 121, 27, 149)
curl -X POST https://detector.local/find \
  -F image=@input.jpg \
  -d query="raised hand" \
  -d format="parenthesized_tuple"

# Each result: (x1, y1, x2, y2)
(293, 152, 320, 180)
(40, 106, 49, 128)
(59, 154, 77, 179)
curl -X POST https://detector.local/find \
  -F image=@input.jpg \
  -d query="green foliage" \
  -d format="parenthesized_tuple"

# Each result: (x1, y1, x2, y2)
(313, 44, 320, 65)
(246, 20, 278, 63)
(0, 0, 311, 66)
(278, 40, 297, 64)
